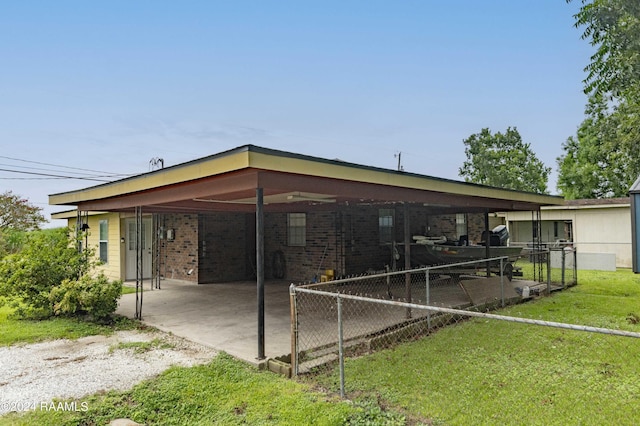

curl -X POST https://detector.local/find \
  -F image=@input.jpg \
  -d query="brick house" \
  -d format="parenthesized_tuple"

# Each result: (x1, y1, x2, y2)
(50, 145, 562, 358)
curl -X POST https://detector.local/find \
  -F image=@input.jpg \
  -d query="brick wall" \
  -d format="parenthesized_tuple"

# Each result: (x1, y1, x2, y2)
(264, 211, 342, 282)
(199, 213, 249, 283)
(158, 209, 496, 284)
(162, 214, 199, 283)
(343, 206, 396, 275)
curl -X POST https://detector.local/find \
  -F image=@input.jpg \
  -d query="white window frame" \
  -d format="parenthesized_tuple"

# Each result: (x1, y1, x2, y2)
(99, 219, 108, 263)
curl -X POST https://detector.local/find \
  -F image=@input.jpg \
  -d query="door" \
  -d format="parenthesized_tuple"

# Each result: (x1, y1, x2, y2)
(125, 218, 153, 280)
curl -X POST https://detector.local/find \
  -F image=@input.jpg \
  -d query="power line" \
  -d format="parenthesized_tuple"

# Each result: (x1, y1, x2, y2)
(0, 162, 131, 178)
(0, 155, 120, 175)
(0, 168, 114, 182)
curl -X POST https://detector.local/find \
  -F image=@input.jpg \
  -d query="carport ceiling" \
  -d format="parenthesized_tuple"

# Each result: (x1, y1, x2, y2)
(49, 145, 564, 214)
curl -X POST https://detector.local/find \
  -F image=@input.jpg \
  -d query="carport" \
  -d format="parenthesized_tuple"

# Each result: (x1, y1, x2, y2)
(50, 145, 563, 362)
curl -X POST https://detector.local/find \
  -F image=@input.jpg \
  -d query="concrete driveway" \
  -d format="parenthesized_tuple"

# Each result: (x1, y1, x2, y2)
(117, 280, 292, 365)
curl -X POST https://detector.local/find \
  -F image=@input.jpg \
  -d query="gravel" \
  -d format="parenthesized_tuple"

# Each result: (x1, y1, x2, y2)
(0, 330, 218, 415)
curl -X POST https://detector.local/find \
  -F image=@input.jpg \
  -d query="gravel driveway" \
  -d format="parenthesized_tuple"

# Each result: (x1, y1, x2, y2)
(0, 330, 217, 415)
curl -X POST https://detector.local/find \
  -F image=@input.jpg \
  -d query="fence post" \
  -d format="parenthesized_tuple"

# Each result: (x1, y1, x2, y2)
(289, 284, 299, 376)
(337, 295, 345, 398)
(573, 247, 578, 286)
(500, 258, 505, 307)
(561, 248, 566, 289)
(546, 249, 551, 294)
(425, 269, 431, 330)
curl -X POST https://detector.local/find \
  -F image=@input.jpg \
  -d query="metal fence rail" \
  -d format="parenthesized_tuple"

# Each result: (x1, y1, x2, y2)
(291, 281, 640, 398)
(288, 249, 600, 396)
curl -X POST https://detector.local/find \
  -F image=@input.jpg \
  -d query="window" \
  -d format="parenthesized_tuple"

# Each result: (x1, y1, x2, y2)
(456, 213, 467, 239)
(379, 209, 394, 244)
(99, 220, 108, 263)
(288, 213, 306, 246)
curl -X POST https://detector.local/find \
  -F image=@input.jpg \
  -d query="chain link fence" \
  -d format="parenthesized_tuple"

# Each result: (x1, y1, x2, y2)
(289, 248, 599, 396)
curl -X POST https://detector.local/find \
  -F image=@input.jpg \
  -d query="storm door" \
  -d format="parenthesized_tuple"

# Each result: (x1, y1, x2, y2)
(125, 217, 153, 280)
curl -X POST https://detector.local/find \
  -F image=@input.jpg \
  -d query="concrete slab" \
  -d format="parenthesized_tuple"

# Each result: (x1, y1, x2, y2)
(460, 276, 519, 306)
(117, 280, 292, 365)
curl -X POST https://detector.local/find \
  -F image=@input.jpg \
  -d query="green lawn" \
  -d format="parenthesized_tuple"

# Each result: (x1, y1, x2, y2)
(0, 304, 137, 347)
(2, 270, 640, 425)
(312, 269, 640, 425)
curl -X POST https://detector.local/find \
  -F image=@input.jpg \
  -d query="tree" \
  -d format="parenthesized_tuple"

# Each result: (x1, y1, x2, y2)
(570, 0, 640, 101)
(459, 127, 551, 194)
(557, 95, 640, 198)
(0, 191, 45, 231)
(558, 1, 640, 199)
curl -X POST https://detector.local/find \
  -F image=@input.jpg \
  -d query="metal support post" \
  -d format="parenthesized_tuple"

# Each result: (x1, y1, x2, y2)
(135, 206, 143, 320)
(337, 296, 345, 398)
(500, 258, 505, 307)
(425, 269, 431, 330)
(289, 284, 299, 376)
(256, 188, 265, 360)
(546, 249, 551, 294)
(404, 203, 412, 319)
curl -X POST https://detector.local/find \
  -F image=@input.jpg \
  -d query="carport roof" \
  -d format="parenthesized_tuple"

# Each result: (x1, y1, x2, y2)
(49, 145, 563, 214)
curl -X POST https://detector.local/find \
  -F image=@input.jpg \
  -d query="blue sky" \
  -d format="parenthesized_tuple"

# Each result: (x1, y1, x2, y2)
(0, 1, 592, 226)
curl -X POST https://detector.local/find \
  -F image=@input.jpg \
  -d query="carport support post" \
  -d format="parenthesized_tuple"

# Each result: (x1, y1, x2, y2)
(404, 203, 412, 319)
(484, 211, 491, 278)
(256, 187, 266, 360)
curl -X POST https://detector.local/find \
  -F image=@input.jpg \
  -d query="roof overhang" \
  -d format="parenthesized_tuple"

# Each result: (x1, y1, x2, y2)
(49, 145, 564, 214)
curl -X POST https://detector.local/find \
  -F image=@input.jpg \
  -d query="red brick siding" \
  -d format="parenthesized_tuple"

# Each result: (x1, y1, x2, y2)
(162, 214, 199, 283)
(264, 211, 342, 282)
(198, 213, 249, 283)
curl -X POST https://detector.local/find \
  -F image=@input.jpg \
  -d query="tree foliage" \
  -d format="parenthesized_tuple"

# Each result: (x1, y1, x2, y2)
(558, 1, 640, 198)
(459, 127, 551, 194)
(0, 191, 45, 231)
(570, 0, 640, 101)
(557, 96, 640, 198)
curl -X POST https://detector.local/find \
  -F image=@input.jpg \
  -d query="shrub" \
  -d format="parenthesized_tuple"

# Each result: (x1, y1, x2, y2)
(0, 228, 28, 259)
(0, 227, 116, 320)
(49, 273, 122, 321)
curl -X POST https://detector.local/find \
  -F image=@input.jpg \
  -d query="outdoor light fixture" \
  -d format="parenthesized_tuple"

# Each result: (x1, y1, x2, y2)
(80, 223, 90, 231)
(286, 194, 336, 203)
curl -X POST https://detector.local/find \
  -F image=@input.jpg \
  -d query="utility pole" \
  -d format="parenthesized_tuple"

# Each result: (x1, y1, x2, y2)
(395, 152, 404, 171)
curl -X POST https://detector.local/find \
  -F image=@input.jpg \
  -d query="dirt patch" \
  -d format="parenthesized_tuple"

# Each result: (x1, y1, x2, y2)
(0, 330, 217, 415)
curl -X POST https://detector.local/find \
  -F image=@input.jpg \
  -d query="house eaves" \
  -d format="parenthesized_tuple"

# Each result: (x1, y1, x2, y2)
(49, 145, 564, 212)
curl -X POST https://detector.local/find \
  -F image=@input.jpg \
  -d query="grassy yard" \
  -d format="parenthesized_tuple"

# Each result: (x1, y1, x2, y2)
(0, 305, 136, 347)
(311, 269, 640, 425)
(2, 270, 639, 425)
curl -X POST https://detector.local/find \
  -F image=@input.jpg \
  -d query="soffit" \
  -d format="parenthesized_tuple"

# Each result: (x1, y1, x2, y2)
(49, 145, 564, 214)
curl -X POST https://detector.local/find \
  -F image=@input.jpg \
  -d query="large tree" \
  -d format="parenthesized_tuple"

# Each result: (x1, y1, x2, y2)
(557, 96, 640, 198)
(557, 1, 640, 198)
(0, 191, 45, 231)
(459, 127, 551, 194)
(570, 0, 640, 101)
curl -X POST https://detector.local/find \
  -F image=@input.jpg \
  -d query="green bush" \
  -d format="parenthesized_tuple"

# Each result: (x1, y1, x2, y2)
(0, 228, 28, 259)
(0, 227, 120, 320)
(50, 273, 122, 321)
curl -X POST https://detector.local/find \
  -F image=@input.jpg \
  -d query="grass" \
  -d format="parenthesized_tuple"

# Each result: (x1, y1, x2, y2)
(2, 353, 359, 426)
(2, 270, 640, 425)
(0, 284, 140, 346)
(109, 338, 174, 354)
(0, 304, 137, 347)
(311, 268, 640, 425)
